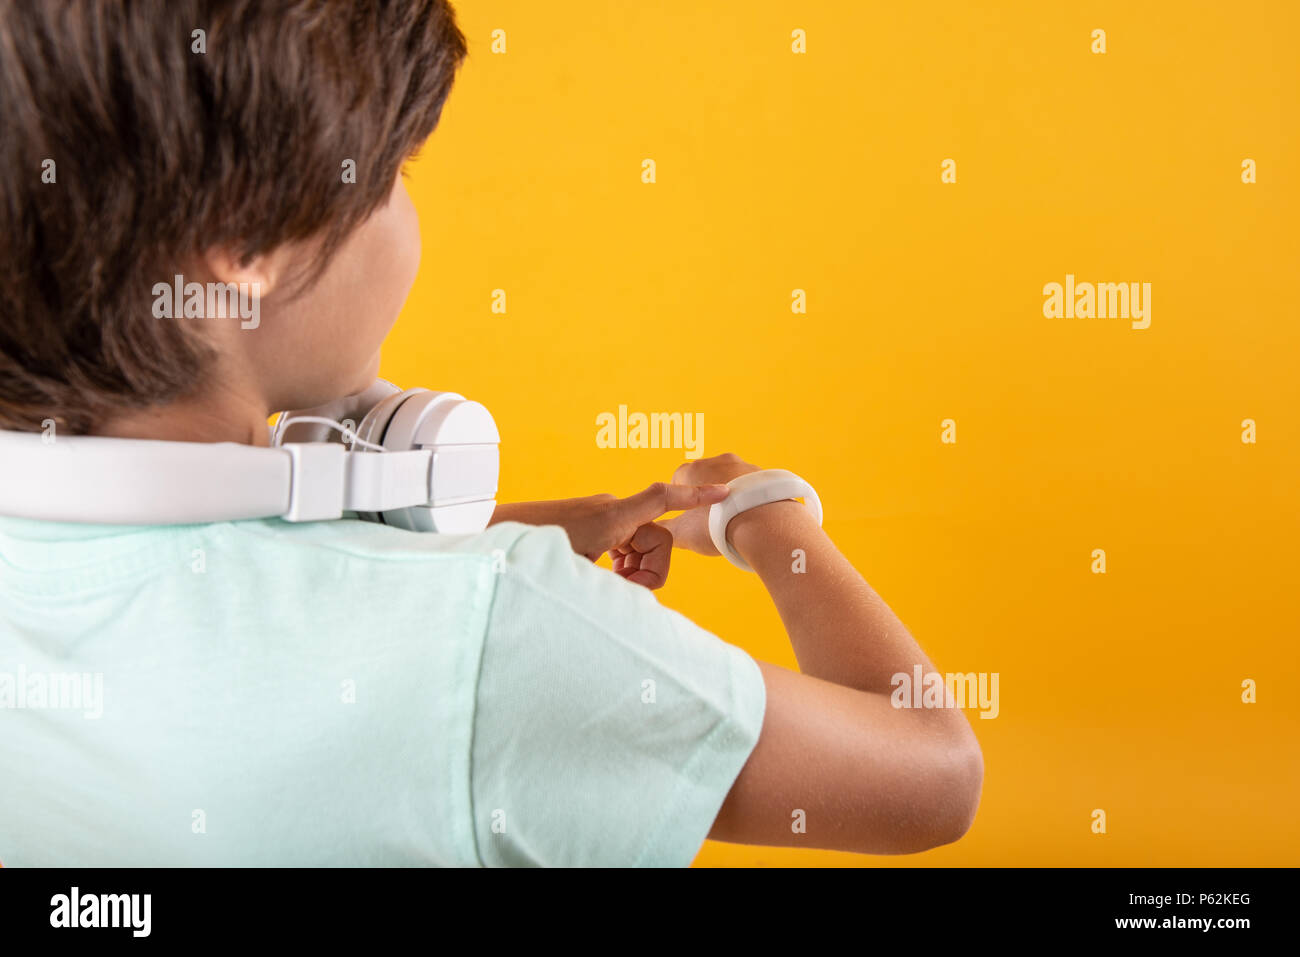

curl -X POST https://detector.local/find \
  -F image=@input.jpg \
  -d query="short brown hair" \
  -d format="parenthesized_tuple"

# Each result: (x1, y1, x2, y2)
(0, 0, 467, 433)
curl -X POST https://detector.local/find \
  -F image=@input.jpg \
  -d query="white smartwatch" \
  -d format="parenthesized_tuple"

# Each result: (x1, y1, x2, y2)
(707, 469, 823, 571)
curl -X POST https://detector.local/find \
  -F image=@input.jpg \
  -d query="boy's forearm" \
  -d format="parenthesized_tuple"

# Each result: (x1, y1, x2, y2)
(728, 501, 942, 697)
(487, 501, 533, 524)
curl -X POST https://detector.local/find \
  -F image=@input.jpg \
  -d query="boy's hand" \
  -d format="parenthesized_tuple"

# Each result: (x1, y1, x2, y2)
(658, 453, 761, 556)
(489, 482, 729, 589)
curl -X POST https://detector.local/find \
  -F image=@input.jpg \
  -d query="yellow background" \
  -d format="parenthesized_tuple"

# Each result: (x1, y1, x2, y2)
(386, 1, 1299, 865)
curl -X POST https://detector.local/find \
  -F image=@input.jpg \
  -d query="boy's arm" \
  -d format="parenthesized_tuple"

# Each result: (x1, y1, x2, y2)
(664, 455, 984, 854)
(488, 483, 728, 589)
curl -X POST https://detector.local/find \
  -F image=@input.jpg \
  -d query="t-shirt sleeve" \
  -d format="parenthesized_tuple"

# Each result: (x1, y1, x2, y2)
(468, 523, 767, 867)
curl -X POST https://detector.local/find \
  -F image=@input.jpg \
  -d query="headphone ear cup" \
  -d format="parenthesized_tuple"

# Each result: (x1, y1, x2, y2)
(373, 390, 499, 533)
(276, 383, 499, 532)
(350, 388, 430, 524)
(352, 388, 426, 452)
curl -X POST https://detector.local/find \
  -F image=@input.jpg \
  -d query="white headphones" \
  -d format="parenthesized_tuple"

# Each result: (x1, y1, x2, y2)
(0, 379, 500, 533)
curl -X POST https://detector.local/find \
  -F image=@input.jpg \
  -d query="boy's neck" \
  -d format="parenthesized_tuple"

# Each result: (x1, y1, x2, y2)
(95, 387, 271, 447)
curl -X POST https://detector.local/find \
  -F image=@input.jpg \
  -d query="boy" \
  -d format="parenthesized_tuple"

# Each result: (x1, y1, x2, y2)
(0, 0, 982, 866)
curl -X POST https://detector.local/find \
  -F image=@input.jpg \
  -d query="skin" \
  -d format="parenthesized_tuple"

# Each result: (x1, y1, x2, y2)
(97, 170, 984, 855)
(663, 456, 984, 852)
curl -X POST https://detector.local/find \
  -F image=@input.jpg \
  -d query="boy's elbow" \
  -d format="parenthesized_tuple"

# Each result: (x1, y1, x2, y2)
(893, 727, 985, 854)
(925, 729, 984, 849)
(936, 733, 984, 846)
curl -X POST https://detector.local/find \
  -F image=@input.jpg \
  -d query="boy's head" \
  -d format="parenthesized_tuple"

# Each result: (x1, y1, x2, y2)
(0, 0, 467, 437)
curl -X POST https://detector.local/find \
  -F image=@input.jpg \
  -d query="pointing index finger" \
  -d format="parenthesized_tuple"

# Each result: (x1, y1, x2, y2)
(622, 481, 729, 524)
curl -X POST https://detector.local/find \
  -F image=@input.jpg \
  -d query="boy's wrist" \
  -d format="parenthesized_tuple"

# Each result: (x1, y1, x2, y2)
(728, 499, 823, 567)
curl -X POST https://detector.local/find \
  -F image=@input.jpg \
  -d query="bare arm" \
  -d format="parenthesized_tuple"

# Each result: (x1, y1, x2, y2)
(665, 455, 983, 854)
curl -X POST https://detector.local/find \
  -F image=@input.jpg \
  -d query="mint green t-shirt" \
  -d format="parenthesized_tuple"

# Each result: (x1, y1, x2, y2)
(0, 515, 766, 866)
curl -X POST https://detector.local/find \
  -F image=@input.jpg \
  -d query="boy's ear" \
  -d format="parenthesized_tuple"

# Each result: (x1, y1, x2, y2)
(202, 245, 298, 297)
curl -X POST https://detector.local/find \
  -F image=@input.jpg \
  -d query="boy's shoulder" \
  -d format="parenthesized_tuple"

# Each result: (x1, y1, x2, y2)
(0, 514, 578, 597)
